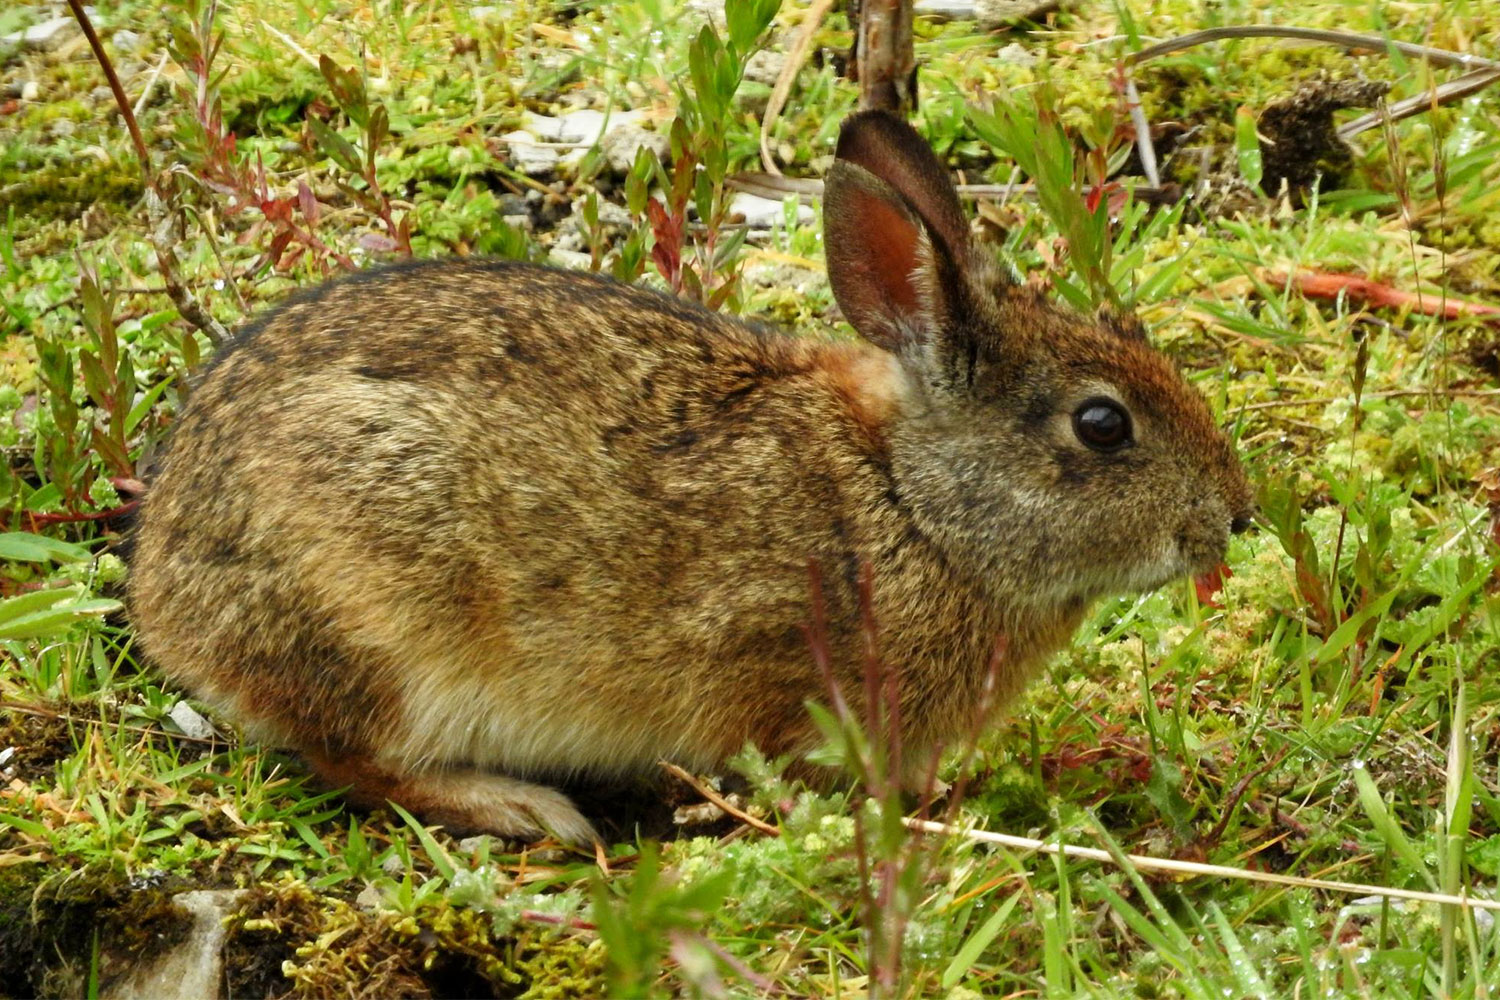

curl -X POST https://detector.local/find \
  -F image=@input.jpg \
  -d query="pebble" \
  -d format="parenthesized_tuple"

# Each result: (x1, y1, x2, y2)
(168, 701, 217, 740)
(3, 13, 85, 52)
(729, 191, 814, 229)
(354, 882, 384, 911)
(21, 80, 39, 101)
(548, 248, 593, 271)
(743, 49, 786, 88)
(599, 121, 668, 174)
(101, 890, 248, 1000)
(112, 28, 144, 53)
(501, 129, 560, 176)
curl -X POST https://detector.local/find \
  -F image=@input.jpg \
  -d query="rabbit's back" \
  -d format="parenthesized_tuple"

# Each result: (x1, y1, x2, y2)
(128, 260, 980, 781)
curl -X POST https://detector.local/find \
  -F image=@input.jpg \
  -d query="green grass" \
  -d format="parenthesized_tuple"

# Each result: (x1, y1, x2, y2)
(3, 0, 1500, 996)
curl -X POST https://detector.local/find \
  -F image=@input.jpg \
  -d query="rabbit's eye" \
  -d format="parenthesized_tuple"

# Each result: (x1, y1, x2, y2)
(1073, 398, 1132, 452)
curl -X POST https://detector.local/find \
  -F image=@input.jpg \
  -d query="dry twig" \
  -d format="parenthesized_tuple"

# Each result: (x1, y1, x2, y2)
(907, 818, 1500, 913)
(660, 761, 780, 836)
(759, 0, 837, 176)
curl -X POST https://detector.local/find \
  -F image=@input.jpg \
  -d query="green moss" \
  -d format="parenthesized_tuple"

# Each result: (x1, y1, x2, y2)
(0, 156, 143, 225)
(0, 863, 192, 999)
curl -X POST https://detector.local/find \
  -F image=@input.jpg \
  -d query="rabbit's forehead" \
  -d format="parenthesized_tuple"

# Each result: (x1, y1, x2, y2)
(1042, 334, 1222, 432)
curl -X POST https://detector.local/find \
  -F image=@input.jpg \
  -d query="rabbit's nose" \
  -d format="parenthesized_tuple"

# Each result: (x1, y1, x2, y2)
(1230, 511, 1256, 535)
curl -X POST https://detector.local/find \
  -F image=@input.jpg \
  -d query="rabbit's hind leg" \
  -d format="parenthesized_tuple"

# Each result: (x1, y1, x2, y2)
(302, 749, 598, 845)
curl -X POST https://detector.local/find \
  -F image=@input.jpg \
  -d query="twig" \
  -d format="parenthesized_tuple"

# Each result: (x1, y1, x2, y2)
(906, 818, 1500, 913)
(1127, 26, 1500, 72)
(65, 0, 150, 173)
(517, 910, 597, 931)
(660, 761, 780, 836)
(729, 171, 1177, 206)
(65, 1, 232, 347)
(1203, 746, 1290, 845)
(759, 0, 837, 176)
(146, 187, 232, 346)
(1339, 67, 1500, 139)
(259, 19, 321, 69)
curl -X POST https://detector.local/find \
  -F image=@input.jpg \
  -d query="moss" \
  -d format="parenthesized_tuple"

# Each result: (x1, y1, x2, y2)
(222, 880, 608, 999)
(0, 156, 143, 226)
(0, 862, 193, 999)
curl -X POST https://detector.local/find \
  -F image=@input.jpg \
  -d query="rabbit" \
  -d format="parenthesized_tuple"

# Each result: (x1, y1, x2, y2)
(126, 110, 1255, 844)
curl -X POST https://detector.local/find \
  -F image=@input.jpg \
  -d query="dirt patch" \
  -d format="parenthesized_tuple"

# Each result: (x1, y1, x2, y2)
(1257, 76, 1390, 197)
(0, 864, 194, 999)
(0, 708, 75, 785)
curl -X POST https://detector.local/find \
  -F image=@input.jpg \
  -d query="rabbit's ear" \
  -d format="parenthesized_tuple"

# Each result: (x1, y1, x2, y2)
(833, 111, 972, 259)
(823, 112, 975, 353)
(823, 160, 942, 351)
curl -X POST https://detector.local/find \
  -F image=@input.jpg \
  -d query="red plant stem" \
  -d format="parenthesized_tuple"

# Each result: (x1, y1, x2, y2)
(65, 0, 150, 177)
(1270, 270, 1500, 324)
(25, 499, 140, 531)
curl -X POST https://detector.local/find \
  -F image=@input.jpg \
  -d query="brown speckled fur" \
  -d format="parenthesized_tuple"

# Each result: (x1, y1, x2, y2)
(127, 112, 1253, 842)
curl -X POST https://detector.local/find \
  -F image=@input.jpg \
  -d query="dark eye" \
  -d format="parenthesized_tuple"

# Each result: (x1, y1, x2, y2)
(1073, 397, 1132, 452)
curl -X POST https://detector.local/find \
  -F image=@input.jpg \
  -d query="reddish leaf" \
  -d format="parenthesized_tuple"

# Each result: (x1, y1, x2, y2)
(1194, 562, 1232, 608)
(297, 181, 320, 227)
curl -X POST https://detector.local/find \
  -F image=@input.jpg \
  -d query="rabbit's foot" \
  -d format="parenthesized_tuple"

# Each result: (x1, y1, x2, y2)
(412, 770, 599, 845)
(305, 751, 598, 844)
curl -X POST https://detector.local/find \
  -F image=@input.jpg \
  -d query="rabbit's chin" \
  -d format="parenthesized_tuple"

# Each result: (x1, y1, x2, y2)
(1104, 538, 1227, 600)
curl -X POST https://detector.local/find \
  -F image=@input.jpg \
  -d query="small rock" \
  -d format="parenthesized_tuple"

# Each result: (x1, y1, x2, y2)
(102, 889, 247, 1000)
(729, 191, 814, 229)
(501, 213, 533, 232)
(49, 119, 77, 139)
(548, 248, 593, 271)
(976, 0, 1061, 28)
(501, 130, 559, 176)
(497, 193, 529, 216)
(456, 835, 491, 854)
(354, 882, 384, 911)
(674, 801, 726, 826)
(4, 14, 85, 52)
(526, 108, 655, 170)
(684, 0, 727, 28)
(742, 260, 819, 297)
(571, 195, 632, 229)
(742, 49, 786, 87)
(169, 701, 217, 740)
(599, 122, 668, 174)
(995, 41, 1037, 67)
(112, 29, 143, 53)
(90, 85, 112, 104)
(914, 0, 978, 16)
(21, 80, 40, 102)
(381, 854, 407, 876)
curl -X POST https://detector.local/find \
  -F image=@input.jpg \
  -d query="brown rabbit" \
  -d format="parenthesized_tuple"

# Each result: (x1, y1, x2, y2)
(127, 111, 1254, 843)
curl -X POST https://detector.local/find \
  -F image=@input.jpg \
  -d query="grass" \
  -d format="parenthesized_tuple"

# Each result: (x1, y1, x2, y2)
(2, 0, 1500, 996)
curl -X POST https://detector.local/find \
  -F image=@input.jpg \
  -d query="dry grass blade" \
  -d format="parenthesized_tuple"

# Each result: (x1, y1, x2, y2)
(1339, 67, 1500, 139)
(906, 818, 1500, 913)
(759, 0, 837, 176)
(1126, 26, 1500, 71)
(1122, 74, 1160, 188)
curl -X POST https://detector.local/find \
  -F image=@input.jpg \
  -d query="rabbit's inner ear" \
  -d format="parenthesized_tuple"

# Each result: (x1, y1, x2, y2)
(824, 161, 936, 352)
(834, 110, 971, 261)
